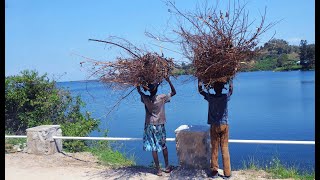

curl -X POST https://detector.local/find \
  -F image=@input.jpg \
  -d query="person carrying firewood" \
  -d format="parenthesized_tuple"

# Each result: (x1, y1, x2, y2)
(198, 79, 233, 179)
(136, 76, 176, 176)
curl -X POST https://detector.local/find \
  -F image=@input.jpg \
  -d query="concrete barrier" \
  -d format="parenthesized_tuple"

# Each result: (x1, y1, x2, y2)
(175, 125, 211, 169)
(26, 125, 62, 155)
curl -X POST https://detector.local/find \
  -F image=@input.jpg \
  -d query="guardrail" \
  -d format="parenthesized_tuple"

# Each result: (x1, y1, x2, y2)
(5, 135, 315, 145)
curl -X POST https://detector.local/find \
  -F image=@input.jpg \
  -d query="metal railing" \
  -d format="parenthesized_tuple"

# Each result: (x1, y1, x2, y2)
(5, 135, 315, 145)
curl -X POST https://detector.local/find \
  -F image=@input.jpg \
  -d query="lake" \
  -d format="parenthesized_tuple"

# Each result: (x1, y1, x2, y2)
(57, 70, 315, 172)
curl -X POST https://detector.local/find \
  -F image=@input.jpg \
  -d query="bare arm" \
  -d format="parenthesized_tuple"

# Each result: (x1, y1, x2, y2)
(136, 85, 144, 96)
(228, 80, 233, 96)
(166, 77, 176, 97)
(198, 79, 207, 97)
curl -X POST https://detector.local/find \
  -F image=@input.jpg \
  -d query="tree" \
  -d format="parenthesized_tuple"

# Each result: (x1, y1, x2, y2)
(306, 44, 315, 68)
(299, 40, 308, 66)
(299, 40, 315, 69)
(277, 54, 289, 67)
(263, 39, 290, 55)
(5, 70, 100, 152)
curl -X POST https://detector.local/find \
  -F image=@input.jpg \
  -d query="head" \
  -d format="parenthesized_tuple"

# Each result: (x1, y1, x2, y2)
(212, 81, 225, 94)
(143, 83, 159, 96)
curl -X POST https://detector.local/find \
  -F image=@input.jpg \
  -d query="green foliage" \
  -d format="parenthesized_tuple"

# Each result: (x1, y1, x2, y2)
(242, 156, 315, 180)
(249, 39, 314, 72)
(171, 38, 314, 74)
(251, 57, 278, 71)
(60, 111, 100, 152)
(5, 70, 100, 152)
(274, 65, 302, 71)
(299, 40, 308, 61)
(263, 39, 291, 54)
(5, 137, 27, 153)
(172, 68, 186, 75)
(299, 40, 315, 70)
(5, 138, 27, 145)
(5, 70, 59, 133)
(266, 157, 298, 179)
(172, 62, 195, 75)
(277, 54, 289, 67)
(306, 44, 315, 65)
(242, 156, 260, 170)
(88, 141, 136, 167)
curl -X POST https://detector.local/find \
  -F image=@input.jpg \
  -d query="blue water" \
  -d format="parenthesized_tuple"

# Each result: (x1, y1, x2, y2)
(57, 71, 315, 172)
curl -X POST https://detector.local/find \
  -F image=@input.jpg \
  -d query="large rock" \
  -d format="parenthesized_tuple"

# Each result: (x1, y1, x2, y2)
(175, 125, 211, 169)
(26, 125, 62, 155)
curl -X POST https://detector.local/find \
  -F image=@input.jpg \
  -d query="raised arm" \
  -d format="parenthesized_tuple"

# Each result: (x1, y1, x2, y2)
(198, 79, 207, 97)
(136, 85, 144, 96)
(228, 80, 233, 96)
(166, 77, 176, 97)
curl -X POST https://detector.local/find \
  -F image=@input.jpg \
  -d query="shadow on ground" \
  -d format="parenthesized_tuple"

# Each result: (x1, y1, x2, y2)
(88, 165, 218, 180)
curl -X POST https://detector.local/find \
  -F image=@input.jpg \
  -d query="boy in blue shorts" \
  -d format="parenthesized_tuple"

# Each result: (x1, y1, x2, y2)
(136, 77, 176, 176)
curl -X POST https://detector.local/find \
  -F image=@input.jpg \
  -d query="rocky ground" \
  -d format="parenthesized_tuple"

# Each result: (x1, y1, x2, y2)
(5, 152, 295, 180)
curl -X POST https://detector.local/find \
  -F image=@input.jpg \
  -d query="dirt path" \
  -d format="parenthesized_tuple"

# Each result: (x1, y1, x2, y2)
(5, 152, 294, 180)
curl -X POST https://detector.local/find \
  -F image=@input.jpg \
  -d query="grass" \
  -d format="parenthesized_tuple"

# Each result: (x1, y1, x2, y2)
(87, 141, 136, 168)
(250, 57, 278, 71)
(5, 138, 27, 153)
(242, 156, 315, 180)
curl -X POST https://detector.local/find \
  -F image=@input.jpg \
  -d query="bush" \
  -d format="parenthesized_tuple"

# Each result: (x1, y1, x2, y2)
(5, 70, 100, 152)
(88, 141, 136, 167)
(251, 57, 277, 71)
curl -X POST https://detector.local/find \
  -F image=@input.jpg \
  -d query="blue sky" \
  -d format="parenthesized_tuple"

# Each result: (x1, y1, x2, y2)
(5, 0, 315, 82)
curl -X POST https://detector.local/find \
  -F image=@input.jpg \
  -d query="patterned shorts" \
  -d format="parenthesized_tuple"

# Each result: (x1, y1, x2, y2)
(143, 124, 167, 152)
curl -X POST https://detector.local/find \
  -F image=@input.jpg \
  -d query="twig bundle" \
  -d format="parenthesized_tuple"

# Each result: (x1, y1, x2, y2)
(81, 39, 174, 90)
(99, 52, 174, 88)
(189, 34, 255, 83)
(147, 0, 277, 85)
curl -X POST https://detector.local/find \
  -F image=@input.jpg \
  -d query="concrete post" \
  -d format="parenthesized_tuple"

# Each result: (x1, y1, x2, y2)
(26, 125, 62, 155)
(174, 125, 211, 169)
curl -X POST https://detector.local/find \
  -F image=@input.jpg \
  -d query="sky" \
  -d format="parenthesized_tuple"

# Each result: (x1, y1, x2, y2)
(5, 0, 315, 82)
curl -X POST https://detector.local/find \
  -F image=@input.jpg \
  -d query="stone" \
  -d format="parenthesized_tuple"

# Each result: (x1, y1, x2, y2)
(175, 124, 211, 169)
(26, 125, 62, 155)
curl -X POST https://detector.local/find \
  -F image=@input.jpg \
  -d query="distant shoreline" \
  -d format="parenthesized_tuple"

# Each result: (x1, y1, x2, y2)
(57, 70, 315, 83)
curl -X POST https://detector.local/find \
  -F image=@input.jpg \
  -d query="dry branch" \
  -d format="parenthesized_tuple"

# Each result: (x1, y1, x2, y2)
(81, 38, 175, 90)
(148, 0, 277, 86)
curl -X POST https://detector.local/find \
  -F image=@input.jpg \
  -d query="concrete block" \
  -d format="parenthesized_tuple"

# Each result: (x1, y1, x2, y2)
(175, 124, 210, 169)
(26, 125, 62, 155)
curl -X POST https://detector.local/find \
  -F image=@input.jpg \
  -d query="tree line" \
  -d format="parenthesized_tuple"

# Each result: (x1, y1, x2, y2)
(174, 39, 315, 74)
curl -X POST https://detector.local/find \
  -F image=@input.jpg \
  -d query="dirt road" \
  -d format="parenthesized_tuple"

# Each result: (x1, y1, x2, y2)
(5, 152, 294, 180)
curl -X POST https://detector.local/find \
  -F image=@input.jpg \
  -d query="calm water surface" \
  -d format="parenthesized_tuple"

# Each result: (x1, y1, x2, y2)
(58, 71, 315, 172)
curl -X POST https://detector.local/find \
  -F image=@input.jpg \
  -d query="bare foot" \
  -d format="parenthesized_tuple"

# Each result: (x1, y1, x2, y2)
(156, 168, 162, 176)
(163, 165, 172, 173)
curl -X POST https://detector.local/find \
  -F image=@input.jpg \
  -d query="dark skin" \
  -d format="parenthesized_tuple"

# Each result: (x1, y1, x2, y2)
(198, 79, 233, 96)
(137, 77, 176, 97)
(136, 77, 176, 175)
(198, 80, 233, 177)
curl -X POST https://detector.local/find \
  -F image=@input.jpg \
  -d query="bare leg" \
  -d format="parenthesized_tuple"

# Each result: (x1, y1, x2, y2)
(152, 151, 162, 176)
(162, 147, 169, 168)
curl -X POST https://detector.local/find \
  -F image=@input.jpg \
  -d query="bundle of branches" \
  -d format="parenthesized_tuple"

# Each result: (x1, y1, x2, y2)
(82, 38, 174, 90)
(98, 52, 174, 88)
(188, 34, 256, 84)
(147, 0, 277, 86)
